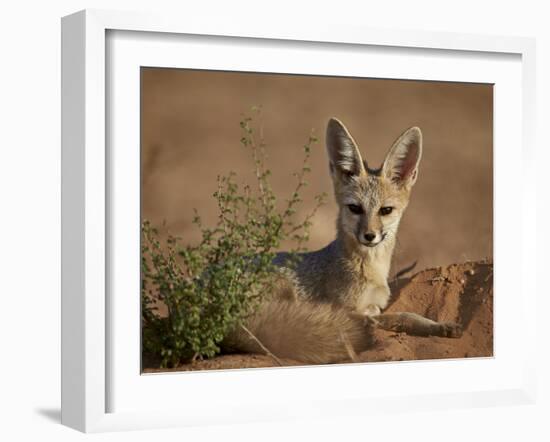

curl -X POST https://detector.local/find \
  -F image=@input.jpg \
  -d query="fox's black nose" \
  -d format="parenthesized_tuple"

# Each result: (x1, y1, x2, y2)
(364, 232, 376, 242)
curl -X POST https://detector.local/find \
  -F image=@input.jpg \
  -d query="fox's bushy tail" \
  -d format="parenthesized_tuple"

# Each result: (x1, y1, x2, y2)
(224, 298, 373, 364)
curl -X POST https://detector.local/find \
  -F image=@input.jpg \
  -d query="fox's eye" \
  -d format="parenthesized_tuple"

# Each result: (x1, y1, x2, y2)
(379, 206, 393, 216)
(347, 204, 364, 215)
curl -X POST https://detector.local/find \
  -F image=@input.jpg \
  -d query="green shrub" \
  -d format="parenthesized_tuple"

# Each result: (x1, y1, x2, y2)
(141, 108, 326, 368)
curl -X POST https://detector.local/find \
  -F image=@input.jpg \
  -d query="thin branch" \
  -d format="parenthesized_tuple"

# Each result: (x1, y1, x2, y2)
(239, 324, 283, 366)
(340, 331, 360, 363)
(391, 260, 418, 282)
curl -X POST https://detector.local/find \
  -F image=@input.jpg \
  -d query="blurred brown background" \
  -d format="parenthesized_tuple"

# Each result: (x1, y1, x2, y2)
(141, 68, 493, 274)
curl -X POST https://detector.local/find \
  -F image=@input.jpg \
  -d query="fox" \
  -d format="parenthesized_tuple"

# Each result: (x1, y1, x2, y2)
(224, 118, 462, 364)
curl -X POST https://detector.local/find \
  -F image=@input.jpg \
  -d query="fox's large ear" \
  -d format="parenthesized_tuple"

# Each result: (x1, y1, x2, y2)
(326, 118, 366, 181)
(382, 127, 422, 189)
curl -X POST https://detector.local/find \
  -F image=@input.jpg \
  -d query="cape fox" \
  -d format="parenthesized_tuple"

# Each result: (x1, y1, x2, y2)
(225, 118, 462, 364)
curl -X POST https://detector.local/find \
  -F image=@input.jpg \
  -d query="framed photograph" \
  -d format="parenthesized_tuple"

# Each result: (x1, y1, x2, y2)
(61, 9, 537, 433)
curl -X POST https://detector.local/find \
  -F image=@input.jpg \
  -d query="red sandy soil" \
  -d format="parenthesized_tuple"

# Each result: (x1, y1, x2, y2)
(143, 260, 493, 373)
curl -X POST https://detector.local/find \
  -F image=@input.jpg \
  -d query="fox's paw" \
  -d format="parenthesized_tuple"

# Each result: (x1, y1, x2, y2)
(363, 304, 381, 317)
(439, 322, 463, 338)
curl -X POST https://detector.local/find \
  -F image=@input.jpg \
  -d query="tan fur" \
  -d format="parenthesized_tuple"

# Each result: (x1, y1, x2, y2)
(224, 298, 374, 364)
(225, 118, 462, 364)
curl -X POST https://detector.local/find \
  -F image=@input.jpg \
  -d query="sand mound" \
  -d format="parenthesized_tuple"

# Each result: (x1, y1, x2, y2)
(143, 260, 493, 373)
(360, 259, 493, 363)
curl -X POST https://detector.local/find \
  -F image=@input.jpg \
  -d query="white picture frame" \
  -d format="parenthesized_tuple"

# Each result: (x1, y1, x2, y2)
(61, 9, 537, 433)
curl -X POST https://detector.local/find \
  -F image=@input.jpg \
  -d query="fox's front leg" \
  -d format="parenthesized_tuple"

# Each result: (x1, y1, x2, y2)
(355, 283, 391, 317)
(374, 312, 463, 338)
